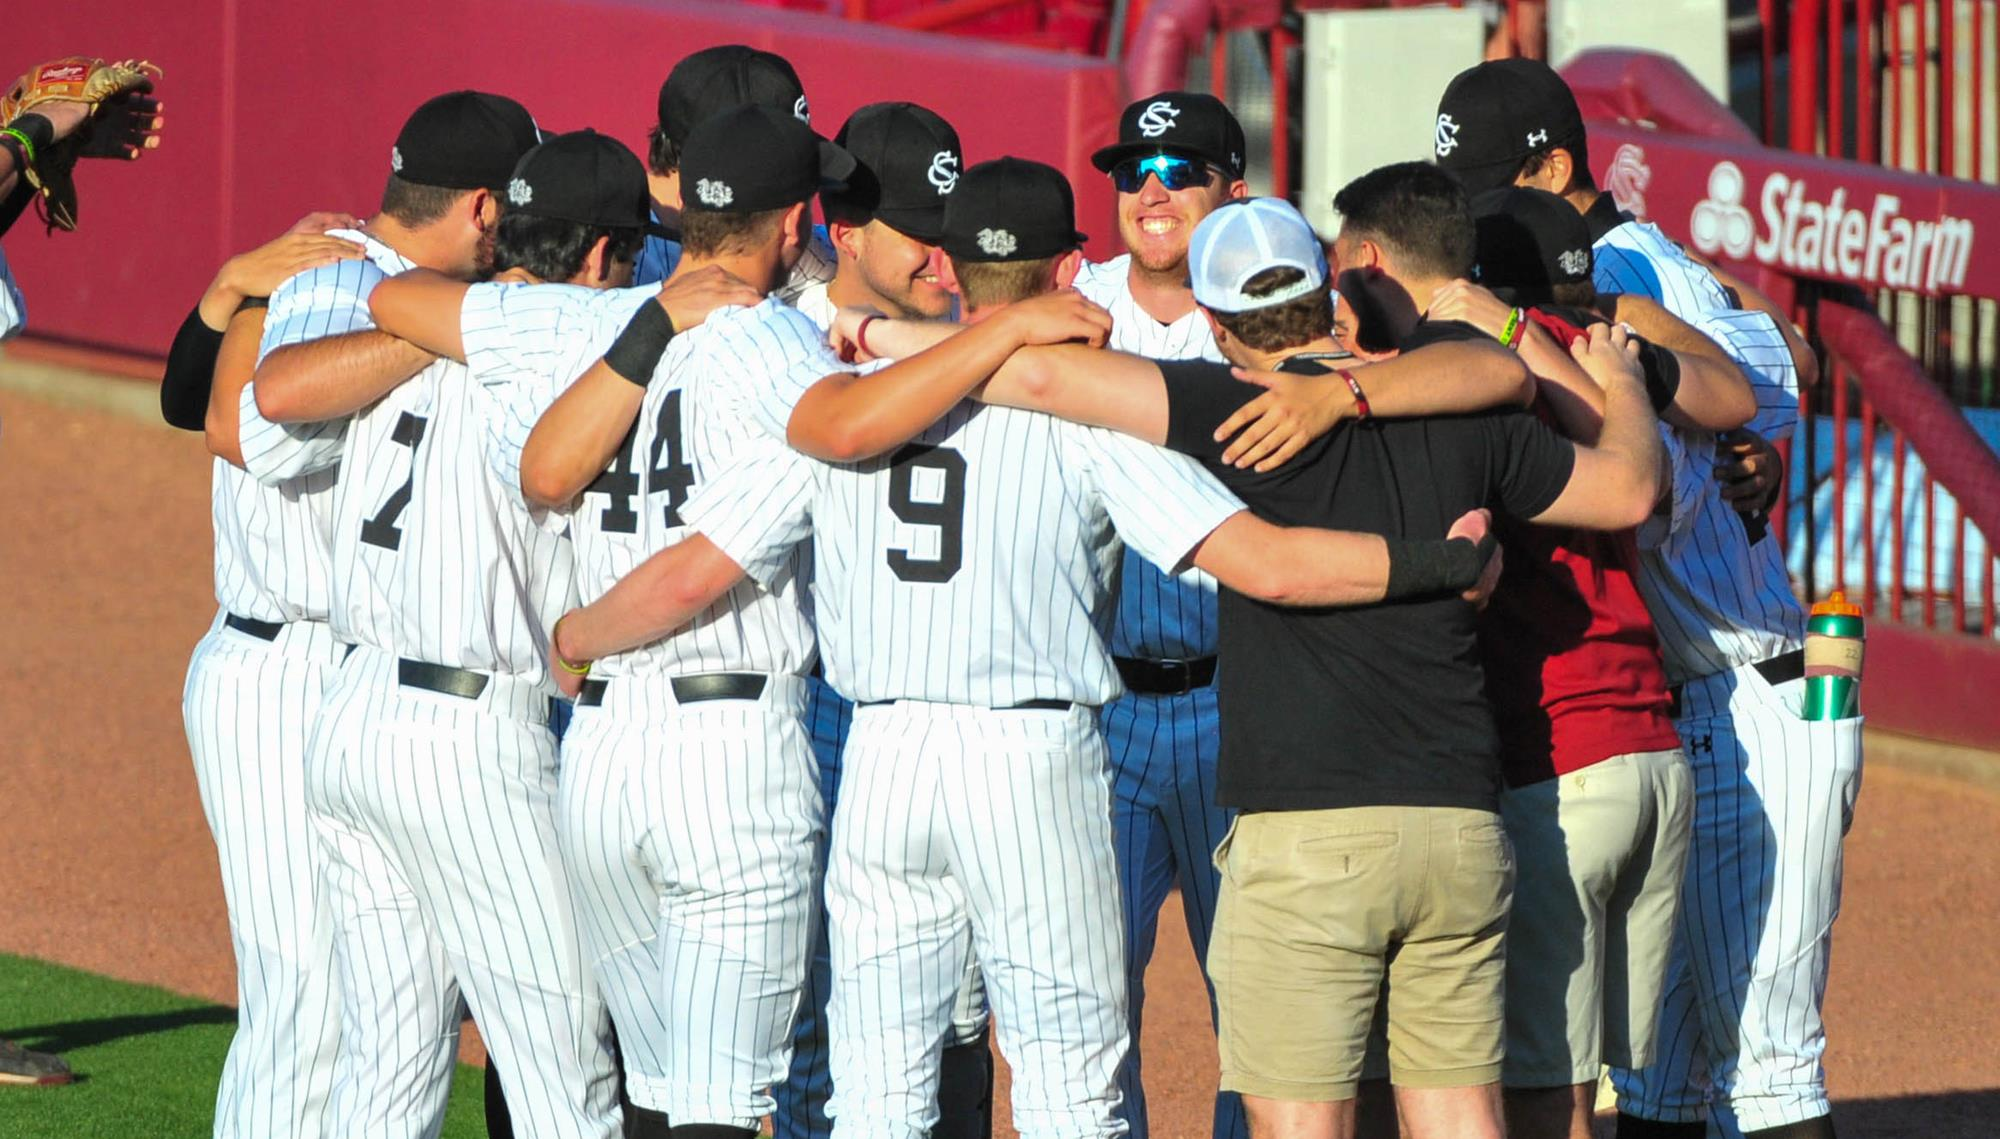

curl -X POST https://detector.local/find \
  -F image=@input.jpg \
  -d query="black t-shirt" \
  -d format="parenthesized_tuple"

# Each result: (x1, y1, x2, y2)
(1156, 321, 1578, 813)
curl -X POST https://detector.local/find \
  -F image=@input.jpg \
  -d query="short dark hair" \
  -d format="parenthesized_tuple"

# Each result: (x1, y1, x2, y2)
(1332, 161, 1476, 280)
(1517, 138, 1596, 193)
(493, 212, 644, 283)
(949, 254, 1060, 310)
(1550, 279, 1597, 308)
(647, 125, 680, 176)
(1210, 267, 1334, 352)
(380, 174, 470, 228)
(680, 204, 792, 259)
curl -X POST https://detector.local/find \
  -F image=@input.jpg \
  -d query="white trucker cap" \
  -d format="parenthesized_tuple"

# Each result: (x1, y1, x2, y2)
(1188, 197, 1329, 314)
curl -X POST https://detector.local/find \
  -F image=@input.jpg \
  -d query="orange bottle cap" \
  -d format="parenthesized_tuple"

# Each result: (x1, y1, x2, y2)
(1811, 590, 1863, 617)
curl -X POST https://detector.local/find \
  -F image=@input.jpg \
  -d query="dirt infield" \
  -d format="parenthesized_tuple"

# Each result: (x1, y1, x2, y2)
(3, 380, 1997, 1136)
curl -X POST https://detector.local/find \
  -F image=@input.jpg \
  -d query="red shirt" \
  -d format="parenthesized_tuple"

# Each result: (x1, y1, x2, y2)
(1478, 308, 1680, 786)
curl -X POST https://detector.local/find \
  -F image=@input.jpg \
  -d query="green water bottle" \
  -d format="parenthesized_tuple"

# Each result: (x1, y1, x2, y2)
(1803, 591, 1864, 720)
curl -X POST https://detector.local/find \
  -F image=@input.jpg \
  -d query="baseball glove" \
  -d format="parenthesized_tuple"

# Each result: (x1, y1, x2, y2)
(2, 57, 162, 232)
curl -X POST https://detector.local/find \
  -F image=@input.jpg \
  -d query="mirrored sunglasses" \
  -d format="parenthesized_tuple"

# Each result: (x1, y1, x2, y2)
(1110, 153, 1217, 193)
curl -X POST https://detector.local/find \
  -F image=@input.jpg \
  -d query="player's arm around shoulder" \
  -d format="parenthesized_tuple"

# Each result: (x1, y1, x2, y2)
(789, 288, 1113, 462)
(251, 257, 435, 424)
(1192, 508, 1502, 608)
(1600, 292, 1757, 432)
(1527, 323, 1666, 531)
(367, 267, 476, 362)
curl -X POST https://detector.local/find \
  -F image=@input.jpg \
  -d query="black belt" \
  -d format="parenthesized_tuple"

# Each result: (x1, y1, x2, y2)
(1114, 656, 1217, 696)
(224, 613, 285, 641)
(398, 659, 490, 699)
(1668, 648, 1805, 717)
(860, 697, 1074, 712)
(576, 672, 768, 708)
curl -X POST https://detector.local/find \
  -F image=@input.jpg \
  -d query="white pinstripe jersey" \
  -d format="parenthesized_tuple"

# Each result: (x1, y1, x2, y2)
(1593, 218, 1736, 318)
(1073, 254, 1224, 661)
(557, 296, 831, 682)
(1634, 307, 1807, 684)
(469, 281, 656, 520)
(690, 353, 1246, 707)
(0, 244, 23, 339)
(242, 230, 576, 676)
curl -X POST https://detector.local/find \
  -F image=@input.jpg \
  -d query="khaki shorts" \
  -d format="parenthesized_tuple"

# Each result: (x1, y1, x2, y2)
(1499, 749, 1693, 1087)
(1207, 805, 1513, 1102)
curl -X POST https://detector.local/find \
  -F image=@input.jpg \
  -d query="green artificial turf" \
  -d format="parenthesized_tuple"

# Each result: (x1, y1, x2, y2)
(0, 953, 489, 1138)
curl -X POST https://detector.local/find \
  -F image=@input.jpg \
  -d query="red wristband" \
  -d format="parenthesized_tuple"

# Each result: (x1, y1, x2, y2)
(1339, 368, 1371, 420)
(855, 314, 881, 359)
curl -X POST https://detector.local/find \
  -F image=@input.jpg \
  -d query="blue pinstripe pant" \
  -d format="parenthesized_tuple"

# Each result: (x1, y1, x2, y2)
(1102, 686, 1246, 1139)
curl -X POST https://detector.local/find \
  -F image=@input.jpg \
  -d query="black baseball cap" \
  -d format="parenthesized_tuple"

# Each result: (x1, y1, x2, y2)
(681, 104, 854, 215)
(1090, 91, 1247, 182)
(390, 91, 541, 191)
(1470, 186, 1593, 305)
(502, 130, 670, 236)
(939, 157, 1089, 263)
(825, 102, 963, 243)
(1433, 58, 1587, 196)
(657, 45, 809, 143)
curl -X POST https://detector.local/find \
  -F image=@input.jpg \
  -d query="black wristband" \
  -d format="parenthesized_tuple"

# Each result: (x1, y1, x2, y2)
(160, 305, 227, 431)
(0, 132, 24, 178)
(1382, 534, 1497, 600)
(1637, 338, 1683, 413)
(6, 113, 55, 158)
(603, 301, 676, 387)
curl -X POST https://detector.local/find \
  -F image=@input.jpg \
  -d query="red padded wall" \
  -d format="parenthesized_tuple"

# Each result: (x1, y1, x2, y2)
(4, 0, 1123, 357)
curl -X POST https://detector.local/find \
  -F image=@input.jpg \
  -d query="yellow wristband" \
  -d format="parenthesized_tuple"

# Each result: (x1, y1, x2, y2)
(550, 616, 593, 676)
(1499, 306, 1525, 350)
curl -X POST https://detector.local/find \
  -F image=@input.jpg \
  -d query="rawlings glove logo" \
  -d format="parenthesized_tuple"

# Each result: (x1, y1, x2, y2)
(1136, 100, 1180, 138)
(1434, 113, 1461, 158)
(508, 178, 532, 206)
(928, 151, 960, 195)
(695, 178, 734, 209)
(976, 228, 1017, 257)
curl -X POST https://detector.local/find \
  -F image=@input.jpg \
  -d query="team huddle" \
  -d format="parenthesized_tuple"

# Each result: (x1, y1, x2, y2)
(157, 43, 1863, 1139)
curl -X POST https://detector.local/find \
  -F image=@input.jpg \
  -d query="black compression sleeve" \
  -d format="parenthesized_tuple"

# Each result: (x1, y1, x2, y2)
(160, 305, 226, 430)
(603, 301, 676, 387)
(1382, 534, 1497, 600)
(1637, 338, 1683, 413)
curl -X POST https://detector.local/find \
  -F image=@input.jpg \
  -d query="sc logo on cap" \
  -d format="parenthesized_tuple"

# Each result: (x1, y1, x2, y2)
(1137, 100, 1180, 138)
(1434, 113, 1460, 158)
(929, 151, 960, 195)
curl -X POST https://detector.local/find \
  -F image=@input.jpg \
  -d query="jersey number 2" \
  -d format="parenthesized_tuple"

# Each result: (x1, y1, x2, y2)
(359, 412, 429, 551)
(589, 391, 696, 534)
(886, 443, 967, 584)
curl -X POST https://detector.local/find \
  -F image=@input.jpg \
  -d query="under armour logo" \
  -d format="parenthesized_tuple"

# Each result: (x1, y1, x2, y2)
(1526, 128, 1549, 148)
(695, 178, 734, 209)
(1434, 113, 1461, 158)
(1557, 248, 1589, 276)
(1689, 160, 1754, 259)
(976, 227, 1017, 257)
(1688, 734, 1714, 756)
(1136, 100, 1180, 138)
(391, 146, 404, 173)
(1606, 143, 1654, 219)
(507, 178, 533, 206)
(793, 96, 810, 124)
(928, 150, 960, 195)
(1230, 152, 1242, 173)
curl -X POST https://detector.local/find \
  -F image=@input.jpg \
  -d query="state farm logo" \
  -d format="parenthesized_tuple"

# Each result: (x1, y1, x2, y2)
(1689, 160, 1974, 291)
(1605, 143, 1652, 220)
(1690, 162, 1755, 258)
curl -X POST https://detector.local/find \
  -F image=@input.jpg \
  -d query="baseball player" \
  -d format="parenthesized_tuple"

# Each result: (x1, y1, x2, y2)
(495, 104, 857, 1139)
(636, 44, 834, 302)
(1435, 62, 1865, 1139)
(546, 157, 1510, 1139)
(780, 100, 995, 1139)
(235, 95, 637, 1139)
(1070, 90, 1248, 1139)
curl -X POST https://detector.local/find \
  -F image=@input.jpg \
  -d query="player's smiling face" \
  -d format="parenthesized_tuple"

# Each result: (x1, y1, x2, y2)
(860, 220, 953, 319)
(1116, 153, 1239, 275)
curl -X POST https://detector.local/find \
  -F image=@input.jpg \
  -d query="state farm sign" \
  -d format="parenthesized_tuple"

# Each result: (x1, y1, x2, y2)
(1599, 136, 1994, 298)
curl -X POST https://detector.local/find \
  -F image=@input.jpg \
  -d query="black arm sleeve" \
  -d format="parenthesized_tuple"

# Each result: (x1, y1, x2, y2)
(1635, 336, 1683, 413)
(1157, 358, 1262, 463)
(160, 305, 226, 430)
(0, 178, 34, 240)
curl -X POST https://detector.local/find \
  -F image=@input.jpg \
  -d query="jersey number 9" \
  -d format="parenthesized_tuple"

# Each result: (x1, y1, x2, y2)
(886, 443, 967, 584)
